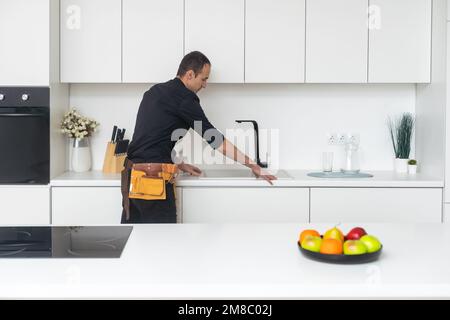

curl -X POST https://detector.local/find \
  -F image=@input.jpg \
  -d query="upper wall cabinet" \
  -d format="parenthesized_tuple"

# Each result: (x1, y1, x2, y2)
(185, 0, 245, 83)
(306, 0, 368, 83)
(61, 0, 122, 83)
(122, 0, 184, 83)
(0, 0, 49, 86)
(368, 0, 432, 83)
(245, 0, 305, 83)
(58, 0, 432, 84)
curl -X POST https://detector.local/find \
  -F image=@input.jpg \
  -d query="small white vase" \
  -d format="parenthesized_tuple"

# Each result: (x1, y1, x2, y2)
(408, 164, 417, 175)
(394, 158, 409, 173)
(71, 138, 92, 173)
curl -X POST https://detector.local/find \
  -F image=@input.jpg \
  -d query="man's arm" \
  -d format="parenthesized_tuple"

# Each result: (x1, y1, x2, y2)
(217, 138, 277, 185)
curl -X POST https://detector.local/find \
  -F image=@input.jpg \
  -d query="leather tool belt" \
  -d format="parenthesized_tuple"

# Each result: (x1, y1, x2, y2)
(121, 158, 178, 221)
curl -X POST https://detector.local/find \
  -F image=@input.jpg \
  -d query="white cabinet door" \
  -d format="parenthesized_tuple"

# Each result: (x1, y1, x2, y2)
(60, 0, 121, 83)
(0, 187, 50, 225)
(445, 203, 450, 223)
(185, 0, 244, 83)
(52, 187, 122, 225)
(448, 0, 450, 21)
(175, 187, 183, 224)
(0, 0, 49, 86)
(306, 0, 368, 83)
(182, 188, 309, 223)
(245, 0, 305, 83)
(368, 0, 432, 83)
(122, 0, 184, 83)
(311, 188, 442, 223)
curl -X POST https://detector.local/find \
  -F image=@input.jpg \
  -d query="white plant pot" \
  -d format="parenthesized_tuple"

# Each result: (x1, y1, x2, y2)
(394, 158, 409, 173)
(408, 164, 417, 175)
(71, 138, 92, 173)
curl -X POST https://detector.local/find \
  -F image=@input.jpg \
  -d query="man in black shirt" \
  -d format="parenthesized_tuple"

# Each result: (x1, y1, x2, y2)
(122, 51, 276, 224)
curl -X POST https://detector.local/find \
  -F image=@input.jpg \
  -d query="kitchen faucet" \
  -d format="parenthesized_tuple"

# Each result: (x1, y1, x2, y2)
(235, 120, 268, 168)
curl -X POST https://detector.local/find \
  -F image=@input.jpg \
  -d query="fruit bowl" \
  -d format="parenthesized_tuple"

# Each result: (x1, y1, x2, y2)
(298, 242, 383, 264)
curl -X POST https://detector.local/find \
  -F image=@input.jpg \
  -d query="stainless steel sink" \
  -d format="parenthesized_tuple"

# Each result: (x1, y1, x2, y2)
(199, 169, 293, 180)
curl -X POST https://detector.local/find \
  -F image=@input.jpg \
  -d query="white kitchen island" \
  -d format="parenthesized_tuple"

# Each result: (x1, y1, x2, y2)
(0, 223, 449, 299)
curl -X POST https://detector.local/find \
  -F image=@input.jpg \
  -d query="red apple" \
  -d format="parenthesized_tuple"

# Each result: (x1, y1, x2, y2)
(346, 227, 367, 240)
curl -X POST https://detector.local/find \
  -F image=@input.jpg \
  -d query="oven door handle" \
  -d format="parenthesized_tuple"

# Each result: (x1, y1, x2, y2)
(0, 113, 47, 117)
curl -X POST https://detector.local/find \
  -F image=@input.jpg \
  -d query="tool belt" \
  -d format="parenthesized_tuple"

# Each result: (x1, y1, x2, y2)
(121, 158, 178, 221)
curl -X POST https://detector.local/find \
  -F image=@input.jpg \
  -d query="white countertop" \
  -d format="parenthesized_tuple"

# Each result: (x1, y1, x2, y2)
(50, 169, 443, 188)
(1, 223, 449, 299)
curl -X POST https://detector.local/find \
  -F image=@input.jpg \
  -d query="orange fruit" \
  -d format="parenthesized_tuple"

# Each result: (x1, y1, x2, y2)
(320, 238, 343, 255)
(299, 229, 320, 244)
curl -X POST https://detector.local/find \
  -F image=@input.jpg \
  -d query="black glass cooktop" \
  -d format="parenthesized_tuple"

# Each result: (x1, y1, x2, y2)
(0, 226, 133, 258)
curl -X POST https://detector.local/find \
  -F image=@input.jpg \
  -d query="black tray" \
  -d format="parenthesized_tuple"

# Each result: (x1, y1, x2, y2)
(298, 243, 383, 264)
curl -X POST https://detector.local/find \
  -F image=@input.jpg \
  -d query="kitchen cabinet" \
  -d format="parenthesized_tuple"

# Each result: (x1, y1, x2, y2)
(175, 187, 183, 224)
(445, 203, 450, 223)
(445, 22, 450, 206)
(306, 0, 368, 83)
(368, 0, 432, 83)
(122, 0, 184, 83)
(448, 0, 450, 21)
(0, 187, 50, 225)
(181, 187, 309, 223)
(60, 0, 122, 83)
(245, 0, 305, 83)
(0, 0, 49, 86)
(310, 188, 442, 223)
(185, 0, 244, 83)
(52, 187, 122, 225)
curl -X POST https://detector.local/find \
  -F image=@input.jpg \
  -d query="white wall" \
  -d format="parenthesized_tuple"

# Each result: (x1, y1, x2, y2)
(69, 83, 415, 171)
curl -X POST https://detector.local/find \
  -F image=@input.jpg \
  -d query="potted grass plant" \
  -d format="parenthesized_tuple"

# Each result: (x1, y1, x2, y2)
(388, 113, 415, 173)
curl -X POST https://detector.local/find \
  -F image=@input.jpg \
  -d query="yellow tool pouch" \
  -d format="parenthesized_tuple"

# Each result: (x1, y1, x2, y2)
(129, 169, 166, 201)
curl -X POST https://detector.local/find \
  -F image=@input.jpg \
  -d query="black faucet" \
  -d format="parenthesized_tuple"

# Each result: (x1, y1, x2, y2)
(235, 120, 268, 168)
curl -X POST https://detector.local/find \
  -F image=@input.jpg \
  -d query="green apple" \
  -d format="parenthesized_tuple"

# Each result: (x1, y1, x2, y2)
(323, 227, 344, 243)
(360, 235, 382, 253)
(343, 240, 367, 255)
(301, 235, 322, 252)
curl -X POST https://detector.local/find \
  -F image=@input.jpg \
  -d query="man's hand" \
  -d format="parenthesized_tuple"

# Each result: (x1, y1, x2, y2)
(250, 164, 277, 185)
(178, 163, 202, 176)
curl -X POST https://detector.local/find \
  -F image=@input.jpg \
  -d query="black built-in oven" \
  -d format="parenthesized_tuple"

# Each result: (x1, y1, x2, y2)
(0, 87, 50, 184)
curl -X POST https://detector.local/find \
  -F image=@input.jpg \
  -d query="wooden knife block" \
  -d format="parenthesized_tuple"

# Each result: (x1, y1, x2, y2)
(102, 142, 126, 174)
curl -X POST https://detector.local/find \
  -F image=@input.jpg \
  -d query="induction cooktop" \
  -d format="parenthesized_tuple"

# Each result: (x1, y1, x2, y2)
(0, 226, 133, 258)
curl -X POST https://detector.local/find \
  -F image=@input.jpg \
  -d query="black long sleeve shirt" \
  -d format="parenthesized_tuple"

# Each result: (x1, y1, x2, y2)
(127, 78, 224, 164)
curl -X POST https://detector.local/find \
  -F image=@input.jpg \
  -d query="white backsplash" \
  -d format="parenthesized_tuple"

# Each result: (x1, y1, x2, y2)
(69, 83, 415, 171)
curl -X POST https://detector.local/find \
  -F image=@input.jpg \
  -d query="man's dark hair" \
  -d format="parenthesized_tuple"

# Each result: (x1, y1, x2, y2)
(177, 51, 211, 77)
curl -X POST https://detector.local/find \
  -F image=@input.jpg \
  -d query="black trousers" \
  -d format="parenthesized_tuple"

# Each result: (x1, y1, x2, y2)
(121, 183, 177, 224)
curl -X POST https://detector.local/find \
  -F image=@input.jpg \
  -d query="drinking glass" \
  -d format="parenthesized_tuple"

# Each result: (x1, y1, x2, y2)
(322, 152, 334, 172)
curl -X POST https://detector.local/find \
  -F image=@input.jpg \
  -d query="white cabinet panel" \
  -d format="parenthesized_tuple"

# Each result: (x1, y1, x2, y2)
(176, 187, 183, 224)
(122, 0, 184, 83)
(182, 188, 309, 223)
(448, 0, 450, 21)
(306, 0, 368, 83)
(185, 0, 244, 83)
(60, 0, 121, 83)
(445, 203, 450, 223)
(311, 188, 442, 223)
(445, 23, 450, 204)
(52, 187, 122, 225)
(0, 0, 49, 86)
(245, 0, 305, 83)
(0, 187, 50, 225)
(368, 0, 432, 83)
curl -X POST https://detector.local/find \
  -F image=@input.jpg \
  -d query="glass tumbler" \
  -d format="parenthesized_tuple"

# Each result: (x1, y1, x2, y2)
(322, 152, 334, 172)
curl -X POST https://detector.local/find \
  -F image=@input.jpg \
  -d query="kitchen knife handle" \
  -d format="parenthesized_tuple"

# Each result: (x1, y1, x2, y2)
(111, 126, 118, 142)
